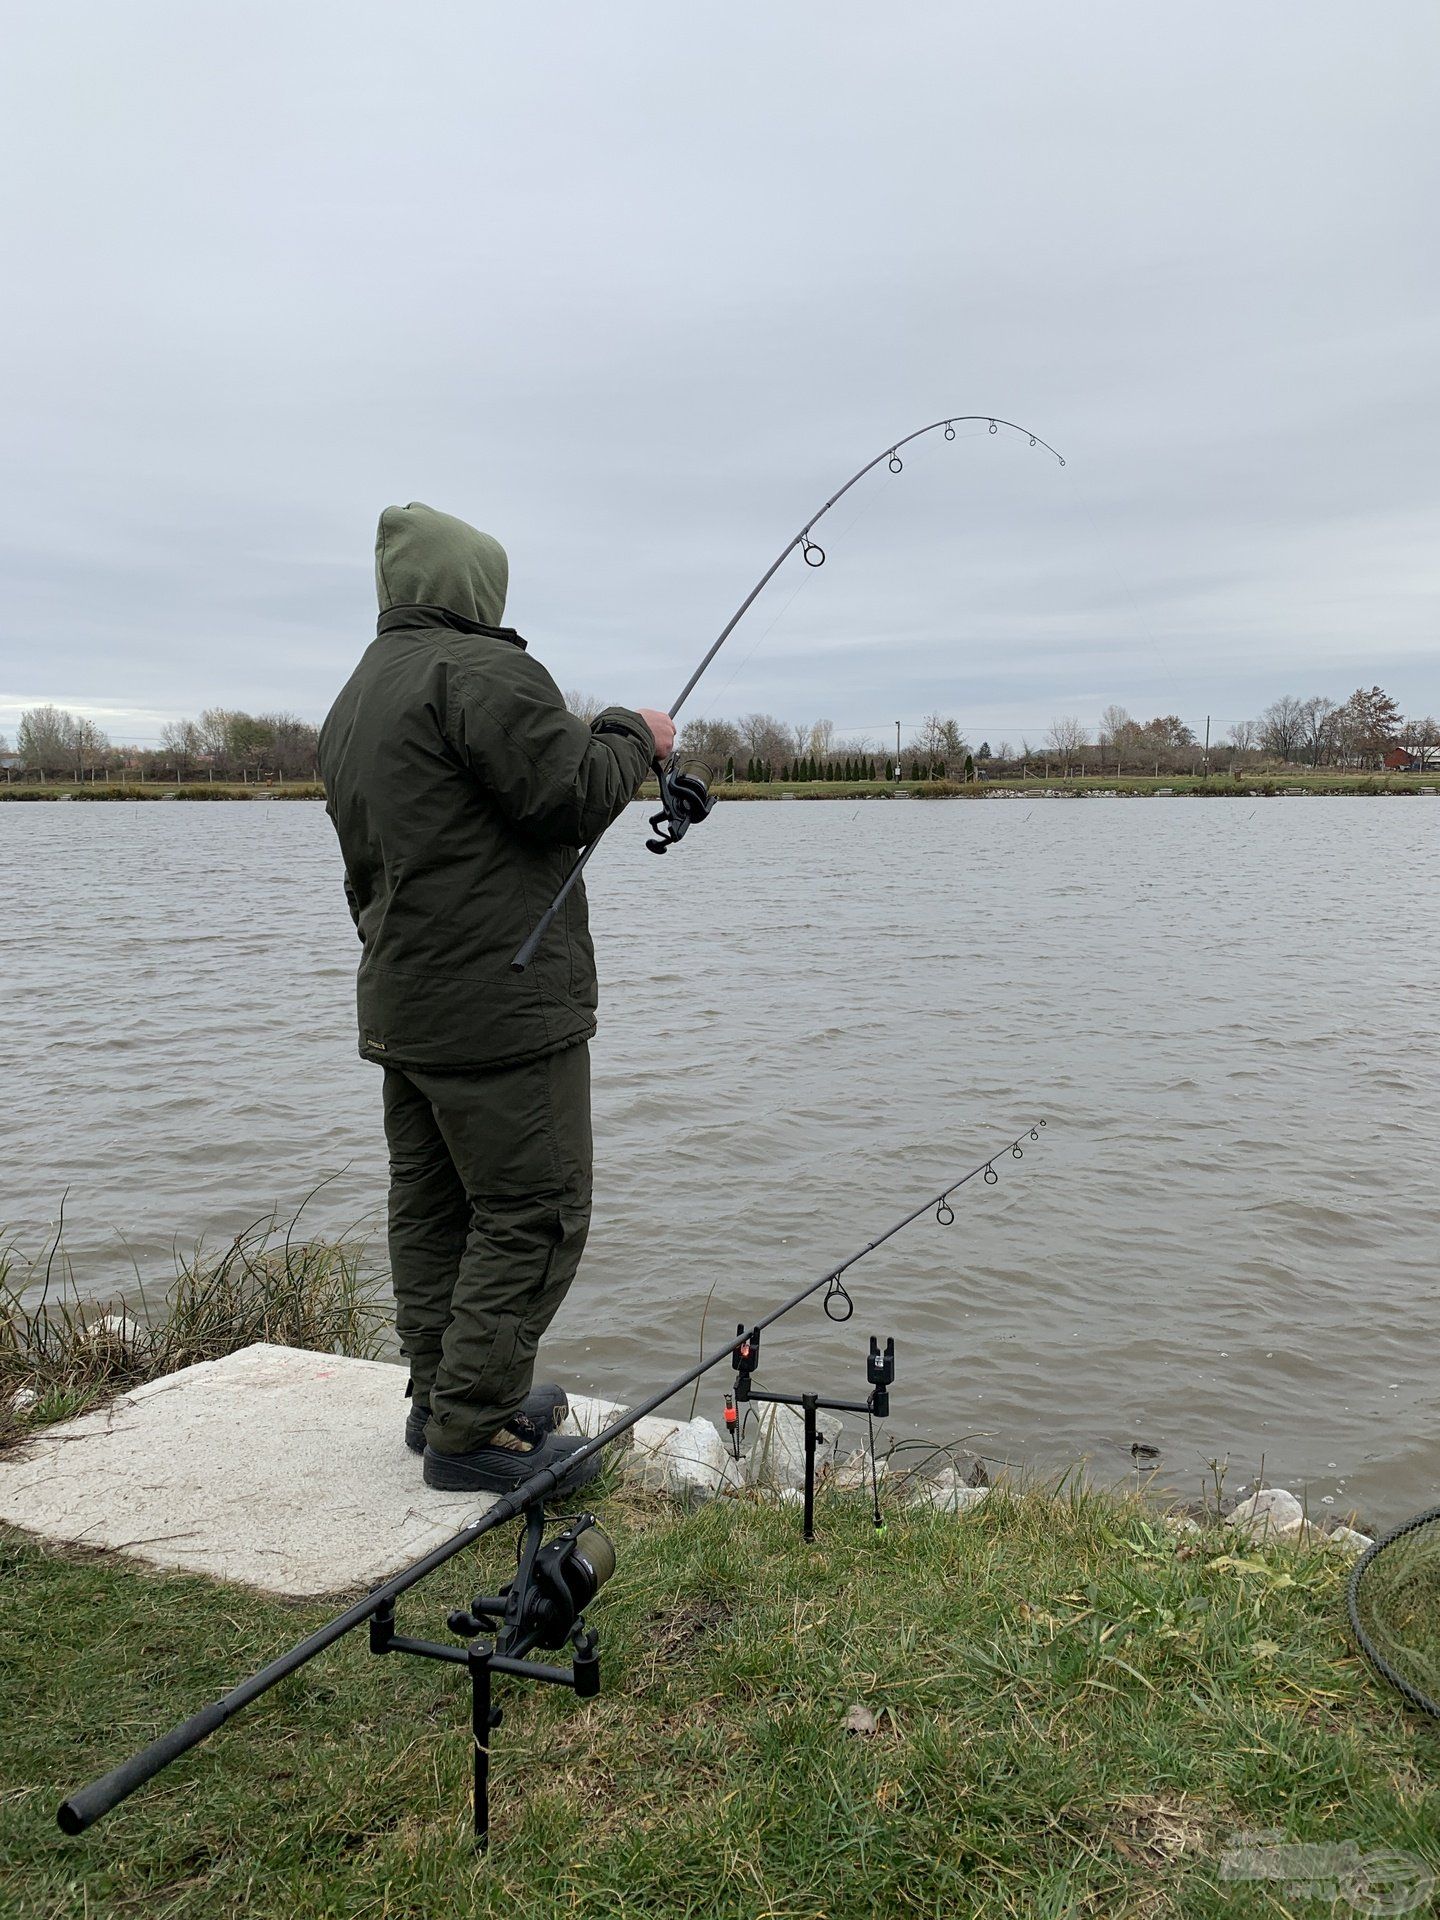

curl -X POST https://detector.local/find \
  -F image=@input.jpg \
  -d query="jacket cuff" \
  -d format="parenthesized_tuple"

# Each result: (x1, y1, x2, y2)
(592, 706, 656, 759)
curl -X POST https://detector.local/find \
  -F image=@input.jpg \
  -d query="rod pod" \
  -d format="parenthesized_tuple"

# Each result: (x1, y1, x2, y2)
(728, 1329, 898, 1541)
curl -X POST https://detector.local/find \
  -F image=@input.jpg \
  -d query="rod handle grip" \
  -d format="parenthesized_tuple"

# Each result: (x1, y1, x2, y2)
(58, 1697, 234, 1833)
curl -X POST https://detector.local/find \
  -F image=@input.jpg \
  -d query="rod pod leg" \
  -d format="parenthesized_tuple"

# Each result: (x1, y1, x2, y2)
(468, 1640, 496, 1851)
(802, 1394, 818, 1543)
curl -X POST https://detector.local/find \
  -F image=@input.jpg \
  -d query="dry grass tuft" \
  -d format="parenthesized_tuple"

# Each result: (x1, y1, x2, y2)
(0, 1198, 385, 1445)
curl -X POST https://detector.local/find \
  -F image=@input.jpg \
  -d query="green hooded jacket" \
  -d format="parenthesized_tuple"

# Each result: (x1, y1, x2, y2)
(318, 503, 655, 1072)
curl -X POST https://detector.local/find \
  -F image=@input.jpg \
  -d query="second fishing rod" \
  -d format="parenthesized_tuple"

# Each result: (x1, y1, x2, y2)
(59, 1120, 1046, 1844)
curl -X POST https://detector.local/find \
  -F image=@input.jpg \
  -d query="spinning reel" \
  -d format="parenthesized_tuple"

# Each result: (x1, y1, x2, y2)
(370, 1504, 615, 1849)
(645, 759, 715, 853)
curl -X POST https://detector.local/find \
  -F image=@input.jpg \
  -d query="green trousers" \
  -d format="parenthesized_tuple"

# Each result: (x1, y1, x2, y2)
(380, 1041, 592, 1454)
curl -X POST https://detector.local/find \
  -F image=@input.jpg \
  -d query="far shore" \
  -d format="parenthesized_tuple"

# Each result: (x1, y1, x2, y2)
(3, 770, 1438, 803)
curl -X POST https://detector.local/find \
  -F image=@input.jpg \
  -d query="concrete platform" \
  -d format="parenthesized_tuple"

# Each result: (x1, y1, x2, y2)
(0, 1343, 495, 1597)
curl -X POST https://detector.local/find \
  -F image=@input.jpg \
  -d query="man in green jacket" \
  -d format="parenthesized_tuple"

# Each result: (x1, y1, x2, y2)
(319, 502, 674, 1493)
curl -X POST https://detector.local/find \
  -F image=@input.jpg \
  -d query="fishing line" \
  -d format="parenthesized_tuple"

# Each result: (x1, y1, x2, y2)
(700, 467, 904, 716)
(1067, 470, 1189, 713)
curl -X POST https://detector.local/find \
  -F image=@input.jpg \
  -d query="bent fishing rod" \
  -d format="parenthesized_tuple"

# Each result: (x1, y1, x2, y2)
(512, 413, 1065, 971)
(59, 1120, 1045, 1843)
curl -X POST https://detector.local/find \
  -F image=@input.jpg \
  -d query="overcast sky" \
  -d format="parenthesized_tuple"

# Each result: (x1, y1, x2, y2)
(1, 3, 1436, 752)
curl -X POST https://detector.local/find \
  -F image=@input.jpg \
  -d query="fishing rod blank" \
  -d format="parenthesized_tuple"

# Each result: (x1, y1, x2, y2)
(511, 414, 1065, 971)
(58, 1121, 1045, 1839)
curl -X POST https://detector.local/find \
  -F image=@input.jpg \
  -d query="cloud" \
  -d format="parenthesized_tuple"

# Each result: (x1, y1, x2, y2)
(1, 2, 1436, 744)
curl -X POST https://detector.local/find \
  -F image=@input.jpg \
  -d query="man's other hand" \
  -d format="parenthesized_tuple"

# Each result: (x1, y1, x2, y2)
(637, 709, 676, 760)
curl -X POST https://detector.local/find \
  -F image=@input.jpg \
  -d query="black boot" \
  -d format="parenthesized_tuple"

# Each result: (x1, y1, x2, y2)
(406, 1381, 568, 1455)
(422, 1427, 602, 1494)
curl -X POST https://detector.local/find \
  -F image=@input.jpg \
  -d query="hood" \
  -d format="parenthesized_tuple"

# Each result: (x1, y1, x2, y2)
(374, 502, 509, 629)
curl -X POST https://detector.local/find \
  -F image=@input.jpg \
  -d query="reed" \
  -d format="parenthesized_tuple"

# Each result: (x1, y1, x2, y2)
(0, 1202, 385, 1445)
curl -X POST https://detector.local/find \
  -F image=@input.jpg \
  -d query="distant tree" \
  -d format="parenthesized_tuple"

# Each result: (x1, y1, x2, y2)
(159, 718, 205, 771)
(724, 755, 735, 783)
(995, 740, 1012, 763)
(1098, 704, 1133, 750)
(1045, 716, 1088, 757)
(1227, 719, 1259, 755)
(677, 716, 741, 768)
(1258, 695, 1306, 761)
(807, 719, 836, 757)
(977, 741, 992, 760)
(17, 704, 109, 776)
(917, 713, 966, 771)
(1335, 685, 1403, 766)
(18, 704, 75, 767)
(564, 689, 604, 724)
(738, 712, 790, 772)
(1298, 696, 1339, 767)
(1143, 715, 1196, 750)
(964, 753, 975, 781)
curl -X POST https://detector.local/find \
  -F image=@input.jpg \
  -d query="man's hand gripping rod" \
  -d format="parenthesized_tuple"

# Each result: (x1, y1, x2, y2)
(510, 413, 1064, 971)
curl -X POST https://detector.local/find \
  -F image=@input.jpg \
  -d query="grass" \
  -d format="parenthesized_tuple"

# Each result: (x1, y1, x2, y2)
(688, 772, 1439, 801)
(0, 1209, 385, 1449)
(0, 781, 325, 801)
(2, 1481, 1437, 1918)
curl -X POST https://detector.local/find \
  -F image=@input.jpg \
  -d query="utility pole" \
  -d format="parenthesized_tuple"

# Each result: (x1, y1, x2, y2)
(1204, 714, 1210, 776)
(895, 720, 901, 782)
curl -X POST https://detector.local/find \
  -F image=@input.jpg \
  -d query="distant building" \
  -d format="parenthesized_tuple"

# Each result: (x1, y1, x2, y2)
(1384, 746, 1440, 771)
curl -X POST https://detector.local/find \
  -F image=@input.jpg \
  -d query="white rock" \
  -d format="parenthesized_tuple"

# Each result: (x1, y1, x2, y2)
(1229, 1487, 1305, 1543)
(1324, 1524, 1375, 1556)
(742, 1402, 843, 1491)
(625, 1414, 736, 1498)
(86, 1309, 142, 1346)
(560, 1393, 629, 1441)
(911, 1470, 990, 1515)
(829, 1448, 888, 1495)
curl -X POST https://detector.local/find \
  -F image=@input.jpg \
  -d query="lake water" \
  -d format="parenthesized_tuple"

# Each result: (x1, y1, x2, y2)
(4, 795, 1438, 1521)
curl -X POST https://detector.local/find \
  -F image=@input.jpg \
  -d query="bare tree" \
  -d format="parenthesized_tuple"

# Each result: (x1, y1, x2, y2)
(1298, 696, 1338, 767)
(1097, 704, 1134, 750)
(1227, 719, 1258, 754)
(806, 718, 837, 756)
(677, 716, 741, 769)
(159, 718, 205, 771)
(1045, 716, 1088, 756)
(564, 689, 604, 724)
(1258, 695, 1306, 761)
(916, 713, 966, 765)
(737, 712, 791, 771)
(17, 704, 109, 775)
